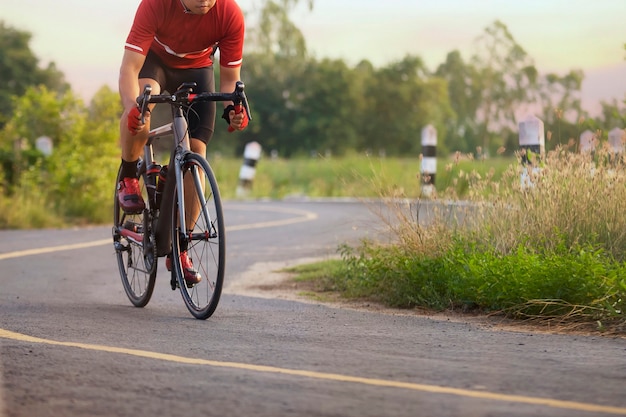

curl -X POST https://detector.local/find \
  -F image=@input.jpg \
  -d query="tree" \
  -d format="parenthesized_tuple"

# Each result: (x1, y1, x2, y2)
(235, 52, 361, 157)
(48, 86, 121, 220)
(210, 0, 316, 156)
(435, 50, 482, 153)
(0, 21, 68, 126)
(538, 70, 584, 148)
(289, 58, 361, 156)
(597, 100, 626, 131)
(0, 84, 121, 223)
(0, 85, 80, 189)
(246, 0, 313, 59)
(357, 55, 452, 156)
(470, 20, 539, 154)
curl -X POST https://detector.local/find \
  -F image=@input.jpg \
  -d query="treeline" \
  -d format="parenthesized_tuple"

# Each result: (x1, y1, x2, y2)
(216, 14, 625, 158)
(1, 16, 625, 163)
(0, 7, 624, 225)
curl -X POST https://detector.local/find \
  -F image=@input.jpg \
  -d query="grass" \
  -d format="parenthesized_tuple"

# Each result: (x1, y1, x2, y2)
(210, 152, 512, 200)
(282, 144, 626, 335)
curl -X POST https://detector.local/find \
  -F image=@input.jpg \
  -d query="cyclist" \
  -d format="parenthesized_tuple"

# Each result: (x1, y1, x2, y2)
(117, 0, 249, 285)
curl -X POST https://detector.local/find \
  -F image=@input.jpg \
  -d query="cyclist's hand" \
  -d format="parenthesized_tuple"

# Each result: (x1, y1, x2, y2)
(222, 105, 248, 132)
(126, 106, 148, 136)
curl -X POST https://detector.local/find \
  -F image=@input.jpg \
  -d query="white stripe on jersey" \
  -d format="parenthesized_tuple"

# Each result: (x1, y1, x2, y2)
(125, 43, 144, 53)
(227, 58, 243, 66)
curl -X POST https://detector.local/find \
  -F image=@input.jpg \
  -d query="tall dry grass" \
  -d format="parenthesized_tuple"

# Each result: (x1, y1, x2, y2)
(467, 142, 626, 261)
(332, 142, 626, 333)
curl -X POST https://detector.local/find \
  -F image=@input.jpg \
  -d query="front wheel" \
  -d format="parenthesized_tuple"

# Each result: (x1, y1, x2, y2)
(171, 153, 225, 319)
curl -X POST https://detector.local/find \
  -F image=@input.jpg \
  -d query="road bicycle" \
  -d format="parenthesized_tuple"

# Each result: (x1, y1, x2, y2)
(112, 81, 251, 319)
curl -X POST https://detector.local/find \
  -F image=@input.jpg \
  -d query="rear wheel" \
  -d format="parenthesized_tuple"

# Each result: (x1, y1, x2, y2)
(113, 163, 157, 307)
(171, 153, 225, 319)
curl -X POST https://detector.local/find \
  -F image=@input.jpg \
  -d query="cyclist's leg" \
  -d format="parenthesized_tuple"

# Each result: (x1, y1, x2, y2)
(182, 139, 207, 232)
(118, 51, 164, 212)
(120, 50, 166, 164)
(113, 164, 157, 308)
(119, 77, 157, 170)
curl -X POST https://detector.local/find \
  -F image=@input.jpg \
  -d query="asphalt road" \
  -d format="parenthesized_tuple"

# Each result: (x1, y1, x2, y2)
(1, 199, 625, 417)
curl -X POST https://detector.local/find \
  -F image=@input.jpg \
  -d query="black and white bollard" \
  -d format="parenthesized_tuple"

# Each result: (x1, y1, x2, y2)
(518, 115, 544, 188)
(236, 141, 262, 198)
(420, 124, 437, 197)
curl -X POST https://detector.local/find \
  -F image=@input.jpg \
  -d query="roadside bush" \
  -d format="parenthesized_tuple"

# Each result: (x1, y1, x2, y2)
(0, 85, 120, 227)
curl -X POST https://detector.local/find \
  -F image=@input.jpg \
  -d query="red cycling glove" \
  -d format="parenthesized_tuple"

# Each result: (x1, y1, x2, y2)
(222, 105, 249, 132)
(127, 106, 142, 136)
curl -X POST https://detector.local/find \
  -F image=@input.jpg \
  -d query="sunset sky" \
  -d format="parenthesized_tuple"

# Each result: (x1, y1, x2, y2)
(4, 0, 626, 116)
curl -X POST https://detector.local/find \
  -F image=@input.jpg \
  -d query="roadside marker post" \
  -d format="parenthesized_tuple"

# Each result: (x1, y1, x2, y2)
(518, 115, 545, 189)
(236, 141, 262, 198)
(420, 124, 437, 198)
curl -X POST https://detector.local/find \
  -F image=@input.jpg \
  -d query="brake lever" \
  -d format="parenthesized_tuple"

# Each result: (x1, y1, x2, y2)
(138, 84, 152, 124)
(240, 91, 252, 121)
(233, 81, 252, 121)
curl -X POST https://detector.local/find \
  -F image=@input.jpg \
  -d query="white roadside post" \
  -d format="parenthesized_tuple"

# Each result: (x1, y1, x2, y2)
(579, 130, 595, 154)
(35, 136, 53, 156)
(608, 127, 625, 168)
(420, 124, 437, 198)
(236, 141, 262, 198)
(518, 115, 545, 189)
(579, 130, 597, 177)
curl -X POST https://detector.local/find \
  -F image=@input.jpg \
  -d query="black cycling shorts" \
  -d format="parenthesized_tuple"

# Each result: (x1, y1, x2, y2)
(139, 50, 216, 144)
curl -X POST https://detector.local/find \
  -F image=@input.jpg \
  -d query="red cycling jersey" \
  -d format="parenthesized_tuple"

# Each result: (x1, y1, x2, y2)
(125, 0, 244, 69)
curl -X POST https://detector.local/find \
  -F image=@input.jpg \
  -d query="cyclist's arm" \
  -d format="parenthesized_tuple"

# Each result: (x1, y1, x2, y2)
(219, 65, 241, 108)
(119, 49, 147, 112)
(219, 65, 247, 130)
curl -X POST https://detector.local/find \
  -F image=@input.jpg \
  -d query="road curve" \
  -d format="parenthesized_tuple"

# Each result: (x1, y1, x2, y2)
(0, 199, 625, 417)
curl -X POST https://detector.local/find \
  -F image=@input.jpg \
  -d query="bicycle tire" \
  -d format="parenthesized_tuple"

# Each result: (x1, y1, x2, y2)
(171, 153, 225, 319)
(112, 164, 157, 308)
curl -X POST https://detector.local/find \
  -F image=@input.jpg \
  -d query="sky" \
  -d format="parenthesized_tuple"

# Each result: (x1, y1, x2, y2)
(3, 0, 626, 117)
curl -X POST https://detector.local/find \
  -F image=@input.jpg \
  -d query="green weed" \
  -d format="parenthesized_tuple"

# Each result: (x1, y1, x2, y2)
(287, 143, 626, 334)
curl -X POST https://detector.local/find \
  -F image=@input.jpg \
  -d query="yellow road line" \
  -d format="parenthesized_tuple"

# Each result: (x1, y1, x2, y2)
(0, 239, 112, 260)
(0, 206, 317, 260)
(1, 328, 625, 415)
(227, 206, 317, 231)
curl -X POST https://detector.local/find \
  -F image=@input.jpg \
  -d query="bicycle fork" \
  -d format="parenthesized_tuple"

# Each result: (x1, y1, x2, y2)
(172, 153, 215, 244)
